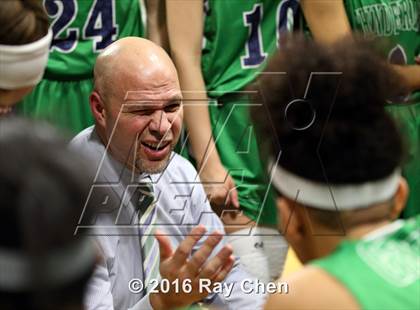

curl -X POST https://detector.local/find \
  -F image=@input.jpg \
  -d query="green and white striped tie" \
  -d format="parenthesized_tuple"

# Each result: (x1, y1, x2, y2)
(136, 183, 160, 292)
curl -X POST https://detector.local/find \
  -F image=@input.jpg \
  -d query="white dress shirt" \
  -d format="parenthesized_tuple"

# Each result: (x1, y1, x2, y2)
(71, 126, 266, 310)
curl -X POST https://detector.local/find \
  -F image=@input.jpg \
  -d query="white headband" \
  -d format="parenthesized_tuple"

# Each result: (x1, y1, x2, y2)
(270, 163, 401, 210)
(0, 238, 96, 292)
(0, 29, 52, 90)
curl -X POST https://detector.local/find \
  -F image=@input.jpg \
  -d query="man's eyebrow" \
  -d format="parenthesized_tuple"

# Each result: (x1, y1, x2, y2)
(121, 98, 182, 111)
(163, 94, 183, 103)
(165, 98, 182, 105)
(121, 104, 151, 110)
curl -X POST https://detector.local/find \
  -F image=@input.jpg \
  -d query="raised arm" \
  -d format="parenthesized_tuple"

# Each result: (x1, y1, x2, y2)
(166, 0, 239, 211)
(301, 0, 420, 93)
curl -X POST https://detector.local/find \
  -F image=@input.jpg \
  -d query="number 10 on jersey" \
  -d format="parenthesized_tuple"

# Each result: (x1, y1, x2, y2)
(241, 1, 299, 69)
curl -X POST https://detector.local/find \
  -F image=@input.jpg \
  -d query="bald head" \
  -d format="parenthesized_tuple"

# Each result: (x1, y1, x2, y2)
(93, 37, 179, 101)
(90, 37, 183, 175)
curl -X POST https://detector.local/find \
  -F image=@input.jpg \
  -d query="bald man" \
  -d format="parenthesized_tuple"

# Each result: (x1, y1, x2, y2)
(70, 38, 264, 310)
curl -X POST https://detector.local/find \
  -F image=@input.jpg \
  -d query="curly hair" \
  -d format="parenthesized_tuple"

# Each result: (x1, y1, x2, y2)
(252, 35, 407, 185)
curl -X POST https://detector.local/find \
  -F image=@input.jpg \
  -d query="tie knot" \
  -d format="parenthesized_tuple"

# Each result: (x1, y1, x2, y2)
(136, 182, 154, 212)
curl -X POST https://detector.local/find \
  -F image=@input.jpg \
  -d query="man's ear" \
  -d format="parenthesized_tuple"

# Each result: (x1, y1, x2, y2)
(90, 91, 106, 127)
(390, 177, 408, 220)
(277, 197, 305, 243)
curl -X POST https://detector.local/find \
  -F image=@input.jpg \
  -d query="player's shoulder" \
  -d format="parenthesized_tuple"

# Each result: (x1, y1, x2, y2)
(265, 266, 360, 310)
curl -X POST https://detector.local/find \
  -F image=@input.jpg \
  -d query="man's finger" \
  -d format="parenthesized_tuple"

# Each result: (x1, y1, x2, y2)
(211, 255, 235, 283)
(198, 244, 233, 280)
(185, 230, 223, 277)
(172, 225, 206, 267)
(155, 229, 173, 261)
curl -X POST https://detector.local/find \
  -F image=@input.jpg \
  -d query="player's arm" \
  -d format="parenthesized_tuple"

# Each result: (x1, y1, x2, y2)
(146, 0, 169, 50)
(301, 0, 420, 93)
(393, 65, 420, 93)
(300, 0, 352, 45)
(265, 267, 360, 310)
(166, 0, 239, 210)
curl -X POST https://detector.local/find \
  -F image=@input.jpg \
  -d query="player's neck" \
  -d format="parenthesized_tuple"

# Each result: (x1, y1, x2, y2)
(345, 219, 391, 239)
(311, 219, 391, 259)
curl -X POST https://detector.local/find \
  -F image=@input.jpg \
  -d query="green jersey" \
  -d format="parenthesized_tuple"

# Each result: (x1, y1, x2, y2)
(344, 0, 420, 102)
(344, 0, 420, 218)
(18, 0, 145, 134)
(312, 216, 420, 310)
(43, 0, 145, 79)
(202, 0, 299, 97)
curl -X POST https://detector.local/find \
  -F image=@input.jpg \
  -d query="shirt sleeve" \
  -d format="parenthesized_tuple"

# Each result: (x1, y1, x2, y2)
(83, 257, 115, 310)
(220, 260, 267, 310)
(84, 240, 154, 310)
(85, 260, 154, 310)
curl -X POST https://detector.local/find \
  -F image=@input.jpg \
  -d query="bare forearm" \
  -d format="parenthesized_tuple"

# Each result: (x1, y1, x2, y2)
(393, 64, 420, 92)
(174, 60, 222, 169)
(146, 0, 169, 50)
(167, 0, 224, 170)
(301, 0, 352, 45)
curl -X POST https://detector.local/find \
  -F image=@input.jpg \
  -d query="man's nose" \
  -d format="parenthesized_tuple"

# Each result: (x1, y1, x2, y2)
(149, 111, 171, 136)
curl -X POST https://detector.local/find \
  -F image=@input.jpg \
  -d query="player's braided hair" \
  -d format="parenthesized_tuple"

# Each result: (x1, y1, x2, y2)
(252, 35, 407, 185)
(0, 0, 49, 45)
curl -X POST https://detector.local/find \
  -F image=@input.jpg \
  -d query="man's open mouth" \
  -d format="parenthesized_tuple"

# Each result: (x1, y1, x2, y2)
(141, 141, 171, 151)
